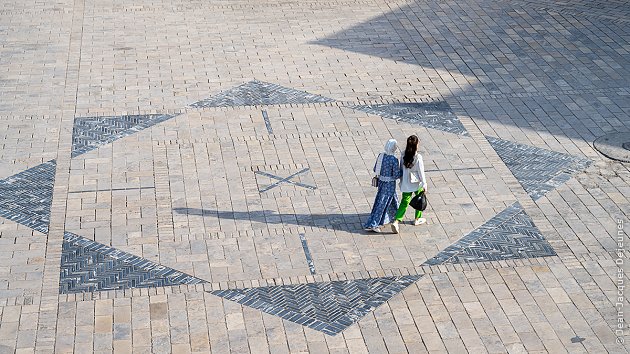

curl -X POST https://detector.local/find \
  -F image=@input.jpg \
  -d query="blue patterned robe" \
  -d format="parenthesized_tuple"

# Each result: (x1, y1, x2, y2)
(364, 154, 402, 229)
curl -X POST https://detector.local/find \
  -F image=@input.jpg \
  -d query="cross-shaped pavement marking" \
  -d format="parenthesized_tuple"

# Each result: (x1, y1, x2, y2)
(255, 168, 317, 193)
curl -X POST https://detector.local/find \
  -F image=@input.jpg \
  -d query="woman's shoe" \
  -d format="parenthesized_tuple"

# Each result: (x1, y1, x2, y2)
(414, 218, 426, 225)
(365, 227, 381, 233)
(391, 220, 400, 234)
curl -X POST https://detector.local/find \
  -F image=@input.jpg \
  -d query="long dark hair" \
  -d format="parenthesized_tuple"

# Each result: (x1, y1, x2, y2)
(403, 135, 418, 168)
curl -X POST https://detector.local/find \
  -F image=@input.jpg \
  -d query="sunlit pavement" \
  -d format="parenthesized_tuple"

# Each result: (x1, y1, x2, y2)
(0, 0, 628, 352)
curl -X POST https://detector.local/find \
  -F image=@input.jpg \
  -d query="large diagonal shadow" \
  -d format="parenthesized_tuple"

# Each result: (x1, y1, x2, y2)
(311, 0, 630, 141)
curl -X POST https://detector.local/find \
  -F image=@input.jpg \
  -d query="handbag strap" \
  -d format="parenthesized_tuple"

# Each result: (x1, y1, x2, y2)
(375, 153, 384, 176)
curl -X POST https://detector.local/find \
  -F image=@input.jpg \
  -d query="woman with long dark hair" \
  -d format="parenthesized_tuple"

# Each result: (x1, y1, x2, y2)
(364, 139, 402, 232)
(391, 135, 427, 233)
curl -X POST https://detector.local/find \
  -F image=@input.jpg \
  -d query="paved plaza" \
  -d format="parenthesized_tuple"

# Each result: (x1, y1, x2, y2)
(0, 0, 629, 352)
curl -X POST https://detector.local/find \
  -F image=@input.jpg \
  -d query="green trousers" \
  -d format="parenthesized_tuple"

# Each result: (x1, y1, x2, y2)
(395, 189, 423, 221)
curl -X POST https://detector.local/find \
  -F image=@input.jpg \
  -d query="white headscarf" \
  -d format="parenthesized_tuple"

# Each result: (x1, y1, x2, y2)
(383, 139, 398, 156)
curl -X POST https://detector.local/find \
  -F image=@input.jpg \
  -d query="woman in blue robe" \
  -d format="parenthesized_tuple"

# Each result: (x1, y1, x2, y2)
(364, 139, 402, 232)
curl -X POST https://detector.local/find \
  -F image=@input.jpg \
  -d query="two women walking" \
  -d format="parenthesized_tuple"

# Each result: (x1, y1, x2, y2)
(364, 135, 427, 233)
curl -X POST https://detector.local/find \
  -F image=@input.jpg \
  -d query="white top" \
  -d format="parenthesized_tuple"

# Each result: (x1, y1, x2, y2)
(399, 153, 427, 193)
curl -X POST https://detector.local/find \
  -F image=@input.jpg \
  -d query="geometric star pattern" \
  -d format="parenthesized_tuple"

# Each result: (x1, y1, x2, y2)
(71, 113, 177, 157)
(350, 102, 469, 136)
(0, 160, 56, 234)
(211, 275, 422, 336)
(60, 232, 205, 294)
(423, 202, 556, 265)
(189, 80, 334, 108)
(0, 79, 575, 337)
(487, 136, 591, 201)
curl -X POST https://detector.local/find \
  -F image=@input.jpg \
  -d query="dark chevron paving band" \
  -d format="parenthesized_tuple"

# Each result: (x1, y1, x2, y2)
(351, 102, 469, 136)
(60, 232, 204, 294)
(211, 275, 421, 336)
(189, 80, 334, 108)
(423, 202, 525, 265)
(72, 113, 177, 157)
(423, 202, 556, 266)
(0, 160, 56, 234)
(487, 136, 591, 201)
(448, 211, 556, 263)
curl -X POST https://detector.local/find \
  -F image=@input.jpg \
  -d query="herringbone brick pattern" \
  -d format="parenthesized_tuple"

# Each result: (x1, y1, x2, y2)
(60, 232, 204, 294)
(0, 0, 627, 352)
(189, 80, 334, 108)
(71, 114, 177, 157)
(211, 275, 421, 335)
(447, 211, 556, 263)
(0, 160, 56, 234)
(424, 202, 555, 265)
(351, 102, 469, 136)
(487, 136, 592, 200)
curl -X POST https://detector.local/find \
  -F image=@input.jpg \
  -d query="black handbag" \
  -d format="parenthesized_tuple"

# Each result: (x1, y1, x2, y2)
(371, 176, 379, 187)
(409, 191, 427, 211)
(371, 153, 384, 188)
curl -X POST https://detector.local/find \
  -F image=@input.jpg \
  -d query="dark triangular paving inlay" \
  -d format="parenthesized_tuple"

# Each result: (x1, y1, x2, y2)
(0, 160, 56, 233)
(60, 232, 204, 294)
(424, 202, 555, 265)
(351, 102, 469, 136)
(211, 275, 421, 335)
(71, 114, 177, 157)
(189, 80, 334, 108)
(446, 211, 556, 263)
(487, 136, 591, 201)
